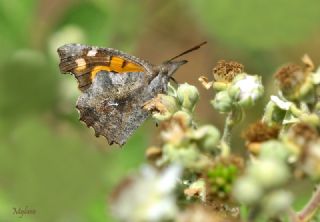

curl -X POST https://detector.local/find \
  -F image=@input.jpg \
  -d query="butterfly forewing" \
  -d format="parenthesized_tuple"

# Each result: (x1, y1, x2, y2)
(57, 43, 149, 91)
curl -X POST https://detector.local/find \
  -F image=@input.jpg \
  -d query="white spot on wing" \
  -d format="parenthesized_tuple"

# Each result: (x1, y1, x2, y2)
(87, 49, 97, 57)
(75, 58, 86, 67)
(108, 102, 119, 106)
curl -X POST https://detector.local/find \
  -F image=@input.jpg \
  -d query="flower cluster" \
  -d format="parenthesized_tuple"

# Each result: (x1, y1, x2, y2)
(199, 60, 264, 112)
(110, 56, 320, 222)
(110, 164, 182, 222)
(233, 55, 320, 221)
(144, 83, 221, 170)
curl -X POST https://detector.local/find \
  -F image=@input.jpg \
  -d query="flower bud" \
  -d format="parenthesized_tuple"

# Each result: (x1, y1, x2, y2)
(229, 74, 264, 108)
(167, 82, 177, 97)
(260, 140, 290, 162)
(302, 141, 320, 180)
(161, 143, 201, 168)
(176, 83, 200, 112)
(207, 162, 239, 199)
(248, 159, 290, 189)
(275, 64, 314, 101)
(211, 90, 233, 113)
(263, 190, 293, 217)
(233, 176, 262, 205)
(191, 125, 220, 151)
(173, 111, 193, 127)
(143, 94, 179, 121)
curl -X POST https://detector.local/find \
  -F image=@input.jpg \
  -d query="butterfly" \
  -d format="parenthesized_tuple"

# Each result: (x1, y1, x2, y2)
(57, 42, 206, 146)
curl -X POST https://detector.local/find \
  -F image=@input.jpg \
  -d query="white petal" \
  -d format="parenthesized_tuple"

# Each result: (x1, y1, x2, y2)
(157, 164, 182, 193)
(270, 96, 292, 110)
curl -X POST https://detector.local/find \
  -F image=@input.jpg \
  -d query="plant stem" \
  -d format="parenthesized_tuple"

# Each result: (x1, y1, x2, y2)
(220, 112, 234, 156)
(288, 208, 300, 222)
(297, 185, 320, 221)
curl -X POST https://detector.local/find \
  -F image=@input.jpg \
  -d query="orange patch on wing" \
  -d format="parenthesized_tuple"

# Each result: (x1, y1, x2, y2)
(110, 57, 144, 73)
(90, 57, 144, 80)
(91, 66, 112, 80)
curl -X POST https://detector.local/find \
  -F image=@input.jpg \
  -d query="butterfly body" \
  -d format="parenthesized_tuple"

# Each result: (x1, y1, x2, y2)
(57, 43, 187, 145)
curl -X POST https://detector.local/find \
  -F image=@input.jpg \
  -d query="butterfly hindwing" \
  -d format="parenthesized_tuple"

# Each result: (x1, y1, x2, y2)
(76, 70, 169, 145)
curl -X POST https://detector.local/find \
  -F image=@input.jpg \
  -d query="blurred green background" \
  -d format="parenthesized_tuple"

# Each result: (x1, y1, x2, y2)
(1, 0, 320, 221)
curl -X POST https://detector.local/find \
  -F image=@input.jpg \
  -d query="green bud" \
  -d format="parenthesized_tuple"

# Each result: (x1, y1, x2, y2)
(228, 165, 237, 176)
(233, 176, 263, 205)
(211, 90, 233, 113)
(228, 83, 241, 100)
(212, 82, 230, 91)
(173, 111, 193, 127)
(191, 125, 220, 151)
(301, 141, 320, 180)
(248, 159, 290, 189)
(215, 177, 226, 186)
(176, 83, 200, 112)
(167, 82, 177, 97)
(161, 143, 200, 168)
(228, 74, 264, 108)
(207, 162, 239, 199)
(161, 95, 180, 114)
(224, 184, 232, 194)
(147, 94, 179, 121)
(263, 190, 293, 216)
(260, 140, 290, 162)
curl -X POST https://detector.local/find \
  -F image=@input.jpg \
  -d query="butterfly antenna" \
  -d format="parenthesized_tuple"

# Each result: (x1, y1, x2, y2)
(168, 41, 207, 62)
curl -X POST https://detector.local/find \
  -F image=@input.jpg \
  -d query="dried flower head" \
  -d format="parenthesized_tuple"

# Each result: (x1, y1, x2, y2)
(287, 123, 319, 148)
(275, 64, 304, 92)
(213, 60, 244, 83)
(274, 63, 313, 100)
(160, 113, 191, 145)
(243, 121, 280, 143)
(243, 121, 280, 154)
(143, 94, 179, 121)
